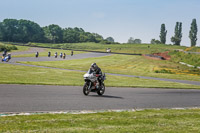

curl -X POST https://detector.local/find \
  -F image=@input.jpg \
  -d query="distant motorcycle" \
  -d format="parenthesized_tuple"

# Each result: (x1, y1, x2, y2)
(60, 53, 63, 58)
(71, 50, 73, 56)
(63, 53, 66, 59)
(1, 53, 11, 62)
(83, 70, 106, 96)
(48, 52, 51, 57)
(55, 53, 57, 58)
(35, 52, 39, 58)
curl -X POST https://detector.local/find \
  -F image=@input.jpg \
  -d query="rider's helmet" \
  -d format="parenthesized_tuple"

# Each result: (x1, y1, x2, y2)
(91, 63, 97, 70)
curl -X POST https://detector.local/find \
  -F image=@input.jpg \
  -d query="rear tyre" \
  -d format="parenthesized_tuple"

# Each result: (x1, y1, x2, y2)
(97, 83, 105, 96)
(83, 83, 90, 96)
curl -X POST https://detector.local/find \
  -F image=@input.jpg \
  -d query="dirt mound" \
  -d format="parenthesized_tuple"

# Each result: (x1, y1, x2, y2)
(143, 51, 171, 60)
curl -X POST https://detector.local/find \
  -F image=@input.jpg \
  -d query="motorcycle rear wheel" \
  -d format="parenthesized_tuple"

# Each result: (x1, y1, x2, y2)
(83, 83, 90, 95)
(97, 83, 105, 96)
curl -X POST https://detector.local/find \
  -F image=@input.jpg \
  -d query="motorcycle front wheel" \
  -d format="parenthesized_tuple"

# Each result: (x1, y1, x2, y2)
(97, 83, 105, 96)
(83, 83, 90, 96)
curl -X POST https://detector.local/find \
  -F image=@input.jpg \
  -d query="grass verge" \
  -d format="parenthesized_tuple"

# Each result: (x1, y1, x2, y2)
(0, 108, 200, 132)
(169, 50, 200, 67)
(0, 63, 199, 89)
(19, 54, 200, 82)
(24, 42, 187, 54)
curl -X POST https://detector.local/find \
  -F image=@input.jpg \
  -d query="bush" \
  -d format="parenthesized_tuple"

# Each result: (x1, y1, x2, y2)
(0, 44, 18, 52)
(155, 69, 174, 74)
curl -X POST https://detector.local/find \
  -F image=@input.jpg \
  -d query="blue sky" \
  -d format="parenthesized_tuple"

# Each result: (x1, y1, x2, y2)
(0, 0, 200, 46)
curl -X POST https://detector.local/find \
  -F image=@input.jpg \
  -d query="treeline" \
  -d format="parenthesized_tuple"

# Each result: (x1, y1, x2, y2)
(152, 19, 198, 47)
(0, 19, 116, 44)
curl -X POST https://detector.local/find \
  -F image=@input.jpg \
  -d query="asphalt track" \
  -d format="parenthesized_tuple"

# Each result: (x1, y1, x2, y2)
(0, 84, 200, 113)
(9, 52, 111, 62)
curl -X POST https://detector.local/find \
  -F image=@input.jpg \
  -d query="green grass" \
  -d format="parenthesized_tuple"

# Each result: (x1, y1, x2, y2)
(185, 46, 200, 52)
(20, 54, 200, 82)
(13, 45, 30, 52)
(1, 109, 200, 132)
(169, 50, 200, 66)
(0, 63, 199, 89)
(11, 42, 200, 70)
(23, 42, 187, 54)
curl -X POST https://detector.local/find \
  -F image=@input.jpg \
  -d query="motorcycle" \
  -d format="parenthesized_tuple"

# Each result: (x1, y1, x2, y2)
(35, 52, 39, 58)
(48, 52, 51, 57)
(1, 54, 11, 62)
(55, 53, 57, 58)
(83, 70, 106, 96)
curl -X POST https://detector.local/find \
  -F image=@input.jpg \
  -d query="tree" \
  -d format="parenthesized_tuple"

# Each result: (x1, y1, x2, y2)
(127, 37, 141, 44)
(93, 33, 104, 43)
(0, 19, 44, 43)
(0, 18, 106, 44)
(62, 27, 103, 43)
(171, 22, 182, 46)
(127, 37, 134, 44)
(151, 39, 161, 44)
(86, 32, 96, 42)
(0, 22, 3, 41)
(159, 24, 167, 44)
(17, 19, 44, 42)
(63, 28, 76, 43)
(189, 19, 198, 46)
(133, 39, 141, 44)
(106, 37, 114, 43)
(1, 19, 18, 42)
(43, 24, 63, 43)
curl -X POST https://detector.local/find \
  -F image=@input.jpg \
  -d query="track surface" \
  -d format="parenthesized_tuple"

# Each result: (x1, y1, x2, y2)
(0, 84, 200, 113)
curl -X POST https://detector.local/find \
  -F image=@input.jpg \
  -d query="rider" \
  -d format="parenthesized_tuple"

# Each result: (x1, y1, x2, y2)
(48, 51, 51, 57)
(35, 52, 39, 58)
(60, 52, 63, 58)
(89, 63, 103, 88)
(55, 52, 57, 58)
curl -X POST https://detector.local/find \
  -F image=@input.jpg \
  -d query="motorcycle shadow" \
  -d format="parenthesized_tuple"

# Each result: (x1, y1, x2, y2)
(88, 95, 124, 99)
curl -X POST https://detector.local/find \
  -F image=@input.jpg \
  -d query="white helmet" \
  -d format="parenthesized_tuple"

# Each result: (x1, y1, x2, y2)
(91, 63, 97, 70)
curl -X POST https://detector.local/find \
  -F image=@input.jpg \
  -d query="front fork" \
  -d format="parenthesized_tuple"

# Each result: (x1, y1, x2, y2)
(88, 82, 92, 92)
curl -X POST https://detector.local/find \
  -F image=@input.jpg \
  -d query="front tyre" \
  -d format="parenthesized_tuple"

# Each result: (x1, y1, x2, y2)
(97, 83, 105, 96)
(83, 83, 90, 96)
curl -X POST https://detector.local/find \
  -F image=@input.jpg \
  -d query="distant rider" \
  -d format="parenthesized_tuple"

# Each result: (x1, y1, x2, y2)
(60, 53, 63, 58)
(35, 52, 39, 58)
(63, 53, 66, 59)
(71, 50, 73, 56)
(48, 51, 51, 57)
(89, 63, 103, 88)
(3, 49, 7, 57)
(55, 52, 57, 58)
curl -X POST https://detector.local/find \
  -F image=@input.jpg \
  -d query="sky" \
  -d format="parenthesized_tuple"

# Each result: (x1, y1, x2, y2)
(0, 0, 200, 46)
